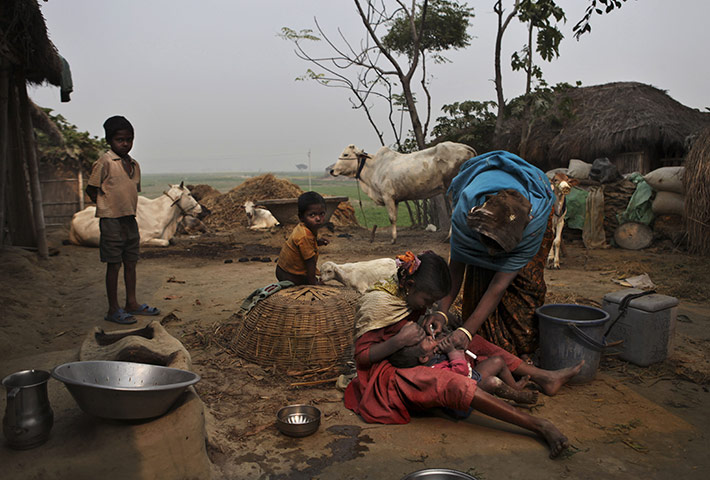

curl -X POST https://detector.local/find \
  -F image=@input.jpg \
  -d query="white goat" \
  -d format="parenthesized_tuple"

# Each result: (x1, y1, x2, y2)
(319, 258, 397, 293)
(244, 200, 279, 229)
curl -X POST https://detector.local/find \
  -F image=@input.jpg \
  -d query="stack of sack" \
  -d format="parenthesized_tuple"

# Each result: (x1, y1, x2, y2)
(644, 166, 685, 243)
(644, 167, 685, 216)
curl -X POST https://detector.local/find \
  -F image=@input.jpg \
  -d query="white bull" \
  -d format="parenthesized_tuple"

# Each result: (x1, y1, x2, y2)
(330, 141, 476, 243)
(319, 258, 397, 293)
(69, 182, 202, 248)
(244, 200, 279, 229)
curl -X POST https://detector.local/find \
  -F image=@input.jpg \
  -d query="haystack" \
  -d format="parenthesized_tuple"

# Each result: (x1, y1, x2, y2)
(196, 174, 358, 230)
(684, 127, 710, 255)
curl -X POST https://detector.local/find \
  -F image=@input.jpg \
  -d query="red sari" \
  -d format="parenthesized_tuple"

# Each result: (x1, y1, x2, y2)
(344, 314, 523, 425)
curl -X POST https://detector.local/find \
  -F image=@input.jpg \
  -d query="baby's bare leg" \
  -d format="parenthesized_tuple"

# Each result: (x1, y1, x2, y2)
(479, 376, 538, 404)
(477, 356, 526, 389)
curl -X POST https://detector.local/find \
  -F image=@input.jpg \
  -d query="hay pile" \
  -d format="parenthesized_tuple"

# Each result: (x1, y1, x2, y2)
(190, 174, 358, 230)
(684, 127, 710, 255)
(186, 184, 221, 203)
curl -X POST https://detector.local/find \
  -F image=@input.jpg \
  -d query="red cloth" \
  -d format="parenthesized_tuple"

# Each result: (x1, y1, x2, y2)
(431, 354, 470, 377)
(344, 317, 479, 424)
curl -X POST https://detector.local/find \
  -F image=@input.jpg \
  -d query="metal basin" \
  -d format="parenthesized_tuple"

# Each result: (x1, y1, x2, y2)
(257, 196, 348, 225)
(402, 469, 479, 480)
(51, 361, 200, 420)
(276, 404, 321, 437)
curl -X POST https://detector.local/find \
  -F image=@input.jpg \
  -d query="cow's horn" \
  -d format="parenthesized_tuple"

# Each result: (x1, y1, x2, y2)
(180, 181, 184, 188)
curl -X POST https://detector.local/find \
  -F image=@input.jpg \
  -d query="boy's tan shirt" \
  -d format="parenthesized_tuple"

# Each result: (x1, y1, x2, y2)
(88, 150, 141, 218)
(277, 223, 318, 276)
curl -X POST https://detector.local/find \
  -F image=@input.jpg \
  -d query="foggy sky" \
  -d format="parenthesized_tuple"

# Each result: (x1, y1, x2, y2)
(29, 1, 709, 173)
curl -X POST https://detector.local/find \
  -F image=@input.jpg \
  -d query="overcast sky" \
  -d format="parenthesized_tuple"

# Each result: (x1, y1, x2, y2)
(30, 0, 709, 174)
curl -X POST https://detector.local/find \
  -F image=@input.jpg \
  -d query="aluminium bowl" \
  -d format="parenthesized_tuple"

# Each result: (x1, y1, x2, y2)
(276, 404, 321, 437)
(401, 469, 479, 480)
(51, 360, 200, 420)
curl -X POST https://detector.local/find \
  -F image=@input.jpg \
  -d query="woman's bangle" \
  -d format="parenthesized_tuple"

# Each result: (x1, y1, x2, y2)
(434, 310, 449, 325)
(456, 327, 473, 342)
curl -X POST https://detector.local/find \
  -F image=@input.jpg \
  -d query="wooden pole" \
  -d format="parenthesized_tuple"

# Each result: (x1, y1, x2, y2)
(78, 169, 84, 210)
(0, 66, 10, 246)
(16, 73, 49, 258)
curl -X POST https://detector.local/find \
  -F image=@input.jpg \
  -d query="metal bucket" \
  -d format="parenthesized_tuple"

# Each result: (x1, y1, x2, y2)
(536, 304, 612, 384)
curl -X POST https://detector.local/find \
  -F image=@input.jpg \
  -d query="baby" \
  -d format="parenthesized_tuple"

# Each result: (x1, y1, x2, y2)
(388, 323, 538, 405)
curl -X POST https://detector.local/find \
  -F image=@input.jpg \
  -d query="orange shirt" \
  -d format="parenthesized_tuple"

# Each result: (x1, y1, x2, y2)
(277, 223, 318, 276)
(88, 150, 141, 218)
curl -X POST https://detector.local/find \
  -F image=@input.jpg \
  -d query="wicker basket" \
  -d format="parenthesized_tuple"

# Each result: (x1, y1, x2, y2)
(234, 285, 361, 369)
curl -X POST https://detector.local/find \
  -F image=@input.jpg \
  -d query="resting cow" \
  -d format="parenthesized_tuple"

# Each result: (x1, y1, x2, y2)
(330, 142, 476, 243)
(243, 200, 279, 229)
(547, 172, 578, 269)
(69, 182, 202, 248)
(319, 258, 397, 293)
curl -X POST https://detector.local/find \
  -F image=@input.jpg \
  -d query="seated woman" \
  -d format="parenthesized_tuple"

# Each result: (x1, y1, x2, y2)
(344, 251, 580, 458)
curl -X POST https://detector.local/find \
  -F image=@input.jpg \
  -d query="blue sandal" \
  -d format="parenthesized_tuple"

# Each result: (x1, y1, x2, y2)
(127, 304, 161, 316)
(105, 309, 137, 325)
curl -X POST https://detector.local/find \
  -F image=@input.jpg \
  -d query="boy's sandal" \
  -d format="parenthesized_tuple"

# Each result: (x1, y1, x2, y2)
(126, 304, 161, 316)
(105, 309, 137, 325)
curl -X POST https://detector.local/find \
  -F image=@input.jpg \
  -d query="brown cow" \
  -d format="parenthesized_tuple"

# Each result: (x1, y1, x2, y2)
(547, 172, 579, 269)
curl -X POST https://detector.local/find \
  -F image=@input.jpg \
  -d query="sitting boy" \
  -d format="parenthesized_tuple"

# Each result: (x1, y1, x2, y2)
(388, 321, 538, 405)
(275, 191, 329, 285)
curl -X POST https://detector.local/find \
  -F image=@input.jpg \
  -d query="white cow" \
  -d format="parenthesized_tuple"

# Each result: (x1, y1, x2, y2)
(319, 258, 397, 293)
(244, 200, 279, 229)
(330, 141, 476, 243)
(546, 172, 578, 269)
(69, 182, 202, 248)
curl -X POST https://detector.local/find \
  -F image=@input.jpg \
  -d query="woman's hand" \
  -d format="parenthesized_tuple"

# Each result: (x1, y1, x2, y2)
(424, 312, 446, 336)
(437, 329, 470, 352)
(395, 321, 425, 348)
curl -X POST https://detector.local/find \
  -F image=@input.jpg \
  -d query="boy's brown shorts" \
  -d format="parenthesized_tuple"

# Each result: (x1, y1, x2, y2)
(99, 216, 140, 263)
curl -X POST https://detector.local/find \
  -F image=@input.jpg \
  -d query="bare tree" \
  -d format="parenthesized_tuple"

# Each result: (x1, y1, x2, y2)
(281, 0, 472, 229)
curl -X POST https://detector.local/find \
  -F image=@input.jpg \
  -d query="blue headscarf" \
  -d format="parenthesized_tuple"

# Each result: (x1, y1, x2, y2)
(448, 151, 553, 272)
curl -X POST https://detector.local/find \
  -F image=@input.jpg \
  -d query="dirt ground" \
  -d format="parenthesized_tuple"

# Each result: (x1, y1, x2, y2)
(1, 223, 709, 479)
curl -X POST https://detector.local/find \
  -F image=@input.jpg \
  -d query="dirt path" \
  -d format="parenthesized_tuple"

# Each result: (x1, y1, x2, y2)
(1, 225, 708, 479)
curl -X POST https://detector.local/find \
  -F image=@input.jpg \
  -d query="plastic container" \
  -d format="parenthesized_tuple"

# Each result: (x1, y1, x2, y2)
(602, 289, 678, 366)
(536, 304, 611, 384)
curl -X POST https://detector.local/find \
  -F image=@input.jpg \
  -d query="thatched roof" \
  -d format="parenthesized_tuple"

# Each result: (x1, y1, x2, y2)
(0, 0, 62, 85)
(684, 126, 710, 255)
(496, 82, 710, 171)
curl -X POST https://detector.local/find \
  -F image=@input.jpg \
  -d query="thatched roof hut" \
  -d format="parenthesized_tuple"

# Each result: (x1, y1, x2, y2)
(684, 126, 710, 255)
(0, 0, 63, 86)
(496, 82, 710, 173)
(1, 0, 66, 256)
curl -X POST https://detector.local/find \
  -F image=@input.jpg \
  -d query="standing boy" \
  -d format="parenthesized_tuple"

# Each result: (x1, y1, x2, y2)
(275, 191, 329, 285)
(86, 115, 160, 324)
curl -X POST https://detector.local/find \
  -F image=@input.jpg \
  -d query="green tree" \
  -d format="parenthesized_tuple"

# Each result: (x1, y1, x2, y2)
(573, 0, 628, 39)
(35, 109, 107, 172)
(511, 0, 565, 95)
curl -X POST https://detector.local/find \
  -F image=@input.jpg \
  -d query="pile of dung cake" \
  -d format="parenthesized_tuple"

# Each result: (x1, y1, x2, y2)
(188, 173, 358, 231)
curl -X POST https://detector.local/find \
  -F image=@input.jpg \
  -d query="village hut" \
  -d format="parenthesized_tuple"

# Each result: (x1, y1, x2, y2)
(0, 0, 69, 256)
(496, 82, 710, 174)
(684, 127, 710, 255)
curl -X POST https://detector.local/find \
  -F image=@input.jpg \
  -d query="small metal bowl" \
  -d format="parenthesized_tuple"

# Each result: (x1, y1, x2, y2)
(276, 404, 321, 437)
(401, 469, 479, 480)
(51, 360, 200, 420)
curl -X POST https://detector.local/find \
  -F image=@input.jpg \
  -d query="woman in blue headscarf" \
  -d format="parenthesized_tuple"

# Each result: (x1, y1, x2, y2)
(436, 151, 555, 358)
